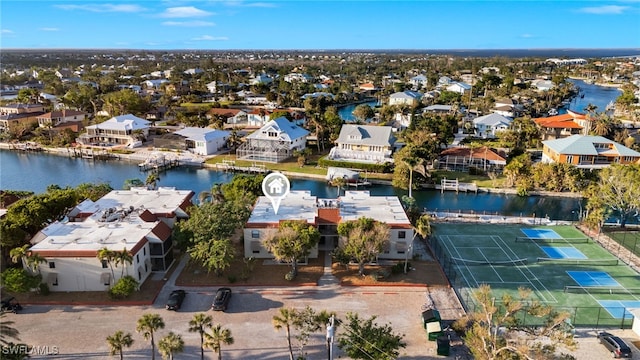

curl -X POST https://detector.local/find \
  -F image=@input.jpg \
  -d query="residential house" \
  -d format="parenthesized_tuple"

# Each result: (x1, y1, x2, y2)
(531, 79, 555, 92)
(236, 117, 309, 163)
(153, 127, 229, 155)
(0, 103, 45, 133)
(358, 83, 379, 93)
(388, 91, 423, 107)
(27, 188, 194, 292)
(534, 113, 585, 140)
(541, 135, 640, 169)
(301, 92, 335, 100)
(0, 103, 45, 115)
(438, 146, 507, 173)
(437, 76, 453, 86)
(409, 75, 429, 89)
(36, 110, 87, 132)
(284, 73, 314, 83)
(77, 114, 150, 147)
(207, 108, 247, 126)
(446, 82, 472, 95)
(243, 190, 413, 260)
(329, 124, 395, 164)
(247, 108, 272, 127)
(423, 104, 454, 114)
(473, 113, 512, 138)
(141, 79, 169, 90)
(250, 74, 273, 85)
(206, 81, 230, 94)
(492, 98, 522, 118)
(183, 68, 204, 75)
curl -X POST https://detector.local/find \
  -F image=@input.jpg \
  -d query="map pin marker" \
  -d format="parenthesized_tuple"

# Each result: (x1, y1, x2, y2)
(261, 172, 290, 214)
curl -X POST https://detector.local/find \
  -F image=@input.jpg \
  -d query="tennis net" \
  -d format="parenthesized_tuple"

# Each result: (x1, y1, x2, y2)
(450, 257, 528, 266)
(564, 285, 640, 295)
(515, 237, 590, 244)
(536, 257, 619, 266)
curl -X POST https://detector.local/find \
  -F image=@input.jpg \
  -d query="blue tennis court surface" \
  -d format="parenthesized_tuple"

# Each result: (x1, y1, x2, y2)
(567, 271, 620, 287)
(521, 228, 561, 239)
(598, 300, 640, 319)
(542, 247, 587, 259)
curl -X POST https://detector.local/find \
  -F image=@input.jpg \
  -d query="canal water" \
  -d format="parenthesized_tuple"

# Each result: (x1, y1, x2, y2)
(564, 79, 622, 114)
(0, 150, 583, 220)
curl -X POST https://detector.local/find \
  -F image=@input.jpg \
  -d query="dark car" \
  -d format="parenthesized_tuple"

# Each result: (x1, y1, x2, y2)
(166, 290, 186, 311)
(211, 287, 232, 311)
(1, 297, 22, 313)
(598, 331, 632, 358)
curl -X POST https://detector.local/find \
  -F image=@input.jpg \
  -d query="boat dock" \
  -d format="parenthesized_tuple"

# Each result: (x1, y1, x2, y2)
(437, 178, 478, 193)
(138, 156, 180, 172)
(67, 147, 119, 160)
(10, 142, 44, 152)
(215, 160, 270, 174)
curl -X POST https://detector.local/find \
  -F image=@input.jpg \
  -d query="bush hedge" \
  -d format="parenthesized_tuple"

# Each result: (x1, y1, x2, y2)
(318, 157, 394, 173)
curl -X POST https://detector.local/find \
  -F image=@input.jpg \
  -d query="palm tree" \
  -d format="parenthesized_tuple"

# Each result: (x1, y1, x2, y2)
(136, 313, 165, 360)
(188, 313, 213, 360)
(272, 307, 297, 360)
(329, 176, 347, 197)
(9, 244, 29, 265)
(204, 324, 234, 360)
(158, 332, 184, 360)
(115, 248, 133, 277)
(0, 312, 20, 346)
(106, 330, 134, 360)
(145, 172, 160, 190)
(414, 214, 432, 240)
(97, 247, 116, 284)
(24, 252, 47, 275)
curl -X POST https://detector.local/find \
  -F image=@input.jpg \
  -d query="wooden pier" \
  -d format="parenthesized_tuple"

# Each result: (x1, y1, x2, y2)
(138, 158, 180, 172)
(68, 147, 118, 160)
(438, 178, 478, 193)
(215, 160, 270, 174)
(10, 142, 44, 152)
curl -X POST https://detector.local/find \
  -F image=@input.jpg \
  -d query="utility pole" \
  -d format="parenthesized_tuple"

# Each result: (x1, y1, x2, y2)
(326, 315, 335, 360)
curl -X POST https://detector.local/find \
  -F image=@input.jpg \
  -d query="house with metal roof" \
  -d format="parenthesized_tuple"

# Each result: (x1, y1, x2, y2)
(77, 114, 150, 147)
(542, 135, 640, 169)
(328, 124, 396, 164)
(472, 113, 512, 139)
(27, 188, 194, 292)
(446, 82, 472, 95)
(243, 190, 413, 260)
(152, 127, 229, 155)
(388, 91, 423, 106)
(236, 117, 309, 163)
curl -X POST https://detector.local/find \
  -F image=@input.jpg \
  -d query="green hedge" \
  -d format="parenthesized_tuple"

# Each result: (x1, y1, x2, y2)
(318, 157, 394, 173)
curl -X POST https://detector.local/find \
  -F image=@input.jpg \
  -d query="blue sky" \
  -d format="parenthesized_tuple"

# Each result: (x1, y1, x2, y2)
(1, 1, 639, 50)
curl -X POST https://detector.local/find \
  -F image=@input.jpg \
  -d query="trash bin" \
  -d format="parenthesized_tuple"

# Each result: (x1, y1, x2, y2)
(436, 336, 450, 356)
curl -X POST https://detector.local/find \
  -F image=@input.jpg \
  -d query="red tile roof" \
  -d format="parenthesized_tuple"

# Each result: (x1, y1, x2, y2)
(534, 113, 584, 129)
(440, 146, 506, 162)
(316, 208, 341, 225)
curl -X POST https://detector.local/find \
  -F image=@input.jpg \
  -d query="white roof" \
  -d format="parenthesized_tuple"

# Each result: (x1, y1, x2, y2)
(339, 191, 410, 225)
(85, 188, 193, 218)
(86, 114, 150, 131)
(473, 113, 512, 126)
(246, 117, 309, 142)
(247, 191, 318, 225)
(390, 91, 423, 99)
(174, 127, 230, 142)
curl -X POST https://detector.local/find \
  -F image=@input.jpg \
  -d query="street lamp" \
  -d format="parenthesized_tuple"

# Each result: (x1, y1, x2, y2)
(326, 315, 335, 360)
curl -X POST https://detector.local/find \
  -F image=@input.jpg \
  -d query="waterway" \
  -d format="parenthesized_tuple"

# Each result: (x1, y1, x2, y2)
(338, 100, 379, 121)
(0, 150, 583, 220)
(563, 78, 622, 114)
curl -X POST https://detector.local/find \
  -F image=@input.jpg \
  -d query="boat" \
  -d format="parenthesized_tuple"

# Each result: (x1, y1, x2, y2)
(548, 108, 558, 116)
(606, 101, 615, 111)
(326, 167, 360, 182)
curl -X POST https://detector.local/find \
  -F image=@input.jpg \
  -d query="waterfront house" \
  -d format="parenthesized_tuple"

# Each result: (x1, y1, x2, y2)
(153, 127, 229, 155)
(446, 82, 472, 95)
(541, 135, 640, 169)
(329, 124, 396, 164)
(438, 146, 507, 173)
(236, 117, 309, 163)
(388, 91, 423, 106)
(36, 110, 87, 130)
(0, 103, 45, 133)
(27, 188, 194, 292)
(77, 114, 150, 147)
(243, 190, 413, 260)
(473, 113, 512, 139)
(534, 112, 586, 140)
(207, 108, 248, 126)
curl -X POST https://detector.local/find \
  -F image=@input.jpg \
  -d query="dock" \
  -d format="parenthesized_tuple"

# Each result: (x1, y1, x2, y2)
(437, 178, 478, 193)
(67, 147, 118, 160)
(10, 142, 44, 152)
(215, 160, 270, 174)
(138, 156, 180, 172)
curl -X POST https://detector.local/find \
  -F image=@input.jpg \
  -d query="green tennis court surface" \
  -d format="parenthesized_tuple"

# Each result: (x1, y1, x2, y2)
(431, 223, 640, 328)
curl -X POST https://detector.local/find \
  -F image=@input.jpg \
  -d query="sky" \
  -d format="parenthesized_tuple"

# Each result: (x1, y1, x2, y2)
(1, 0, 639, 50)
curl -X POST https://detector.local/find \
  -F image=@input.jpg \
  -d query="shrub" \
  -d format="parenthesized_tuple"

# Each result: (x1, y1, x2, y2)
(391, 262, 411, 275)
(318, 157, 393, 173)
(108, 276, 138, 299)
(227, 275, 237, 283)
(284, 270, 296, 281)
(38, 283, 50, 295)
(0, 268, 41, 293)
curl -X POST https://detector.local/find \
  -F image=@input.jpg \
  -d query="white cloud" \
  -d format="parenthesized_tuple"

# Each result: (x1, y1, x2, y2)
(222, 1, 277, 8)
(192, 35, 228, 41)
(40, 27, 60, 32)
(1, 29, 14, 34)
(579, 5, 629, 14)
(54, 4, 145, 12)
(159, 6, 213, 18)
(162, 20, 215, 27)
(520, 34, 535, 39)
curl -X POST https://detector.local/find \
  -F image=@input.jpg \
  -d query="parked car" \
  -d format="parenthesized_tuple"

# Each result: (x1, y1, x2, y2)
(166, 290, 186, 311)
(597, 331, 632, 358)
(1, 297, 22, 313)
(212, 287, 232, 311)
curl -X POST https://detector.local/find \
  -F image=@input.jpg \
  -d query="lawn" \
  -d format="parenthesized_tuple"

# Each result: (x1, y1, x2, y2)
(430, 223, 640, 328)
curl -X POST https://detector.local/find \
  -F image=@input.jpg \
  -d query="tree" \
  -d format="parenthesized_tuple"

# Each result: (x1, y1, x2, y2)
(158, 332, 184, 360)
(337, 312, 406, 360)
(115, 248, 133, 277)
(329, 176, 347, 197)
(0, 268, 41, 293)
(453, 284, 576, 360)
(106, 330, 134, 360)
(272, 307, 297, 360)
(264, 220, 320, 278)
(189, 313, 213, 360)
(123, 178, 144, 190)
(102, 89, 151, 116)
(337, 217, 390, 276)
(587, 164, 640, 228)
(352, 104, 374, 123)
(188, 238, 235, 276)
(0, 312, 20, 346)
(136, 313, 165, 360)
(204, 324, 234, 360)
(145, 172, 160, 190)
(97, 247, 116, 284)
(291, 306, 334, 359)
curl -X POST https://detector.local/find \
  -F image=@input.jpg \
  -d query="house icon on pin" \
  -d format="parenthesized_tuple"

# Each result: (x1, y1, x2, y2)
(268, 178, 284, 194)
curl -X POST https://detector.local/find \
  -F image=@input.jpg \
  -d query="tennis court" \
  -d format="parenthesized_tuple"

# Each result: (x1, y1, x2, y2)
(431, 223, 640, 327)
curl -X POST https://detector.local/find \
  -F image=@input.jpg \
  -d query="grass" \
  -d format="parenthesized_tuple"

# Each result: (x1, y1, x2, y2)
(431, 170, 508, 188)
(431, 223, 640, 327)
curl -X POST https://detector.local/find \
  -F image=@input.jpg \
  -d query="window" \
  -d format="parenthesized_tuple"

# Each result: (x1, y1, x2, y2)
(136, 254, 140, 263)
(398, 231, 406, 239)
(251, 230, 260, 239)
(143, 247, 146, 256)
(101, 260, 108, 269)
(48, 262, 55, 269)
